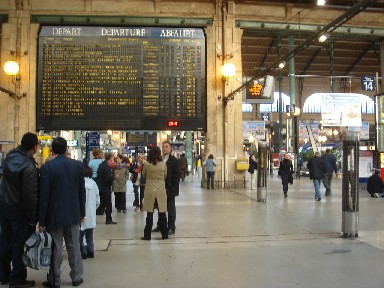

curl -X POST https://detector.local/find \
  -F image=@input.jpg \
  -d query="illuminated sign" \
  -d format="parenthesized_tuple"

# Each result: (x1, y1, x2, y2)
(243, 76, 275, 104)
(248, 83, 263, 96)
(167, 121, 179, 127)
(67, 140, 78, 147)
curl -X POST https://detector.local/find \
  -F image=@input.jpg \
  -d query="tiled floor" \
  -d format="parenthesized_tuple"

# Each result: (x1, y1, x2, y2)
(27, 173, 384, 287)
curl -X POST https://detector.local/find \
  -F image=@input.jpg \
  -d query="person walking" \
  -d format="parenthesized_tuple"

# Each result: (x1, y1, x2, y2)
(179, 153, 188, 181)
(130, 155, 146, 212)
(307, 152, 325, 201)
(141, 146, 168, 240)
(321, 149, 337, 196)
(113, 154, 130, 213)
(80, 165, 100, 259)
(203, 154, 217, 190)
(0, 132, 39, 288)
(278, 154, 294, 198)
(39, 137, 86, 287)
(248, 153, 257, 189)
(97, 153, 117, 224)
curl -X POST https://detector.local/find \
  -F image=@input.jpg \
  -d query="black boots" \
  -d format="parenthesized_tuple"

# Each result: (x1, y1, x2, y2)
(142, 212, 168, 240)
(159, 213, 168, 239)
(142, 212, 153, 240)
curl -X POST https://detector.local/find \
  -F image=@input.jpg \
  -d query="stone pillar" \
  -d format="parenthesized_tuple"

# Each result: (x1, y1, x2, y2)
(0, 8, 33, 150)
(205, 1, 244, 188)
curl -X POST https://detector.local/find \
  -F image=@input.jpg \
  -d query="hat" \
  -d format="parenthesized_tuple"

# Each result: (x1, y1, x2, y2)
(20, 132, 39, 150)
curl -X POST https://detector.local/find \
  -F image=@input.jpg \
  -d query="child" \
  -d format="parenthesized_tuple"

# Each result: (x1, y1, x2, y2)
(80, 165, 100, 259)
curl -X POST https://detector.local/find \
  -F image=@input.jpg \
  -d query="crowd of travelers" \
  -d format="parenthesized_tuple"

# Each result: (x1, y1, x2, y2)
(0, 133, 181, 288)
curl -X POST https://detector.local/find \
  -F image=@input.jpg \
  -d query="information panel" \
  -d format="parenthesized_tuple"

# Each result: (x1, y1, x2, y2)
(37, 26, 206, 131)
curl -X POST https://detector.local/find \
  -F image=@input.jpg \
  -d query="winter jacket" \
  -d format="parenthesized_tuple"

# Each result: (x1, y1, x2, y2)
(81, 177, 100, 230)
(321, 153, 337, 174)
(113, 166, 129, 192)
(39, 154, 86, 229)
(0, 146, 39, 225)
(307, 156, 325, 180)
(142, 161, 167, 212)
(96, 161, 114, 194)
(279, 159, 293, 185)
(248, 156, 257, 174)
(165, 155, 180, 197)
(367, 173, 384, 195)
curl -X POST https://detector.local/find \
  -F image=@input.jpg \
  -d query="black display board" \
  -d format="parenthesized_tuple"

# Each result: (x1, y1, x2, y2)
(37, 26, 206, 131)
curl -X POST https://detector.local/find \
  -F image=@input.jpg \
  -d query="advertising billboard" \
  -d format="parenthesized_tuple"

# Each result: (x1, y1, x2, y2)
(321, 93, 362, 127)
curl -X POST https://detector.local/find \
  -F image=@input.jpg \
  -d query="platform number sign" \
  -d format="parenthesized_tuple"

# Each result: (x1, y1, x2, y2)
(261, 113, 270, 121)
(361, 76, 375, 91)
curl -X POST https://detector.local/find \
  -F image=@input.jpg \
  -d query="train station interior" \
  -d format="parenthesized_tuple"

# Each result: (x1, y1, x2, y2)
(1, 0, 384, 287)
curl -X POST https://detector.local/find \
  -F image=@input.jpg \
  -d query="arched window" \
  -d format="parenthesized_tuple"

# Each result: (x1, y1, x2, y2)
(303, 93, 374, 114)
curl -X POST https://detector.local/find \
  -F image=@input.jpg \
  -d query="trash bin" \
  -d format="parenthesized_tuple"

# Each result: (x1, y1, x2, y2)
(342, 131, 359, 238)
(257, 142, 268, 202)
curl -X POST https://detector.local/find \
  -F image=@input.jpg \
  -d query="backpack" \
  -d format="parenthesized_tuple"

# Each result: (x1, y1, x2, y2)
(22, 230, 52, 270)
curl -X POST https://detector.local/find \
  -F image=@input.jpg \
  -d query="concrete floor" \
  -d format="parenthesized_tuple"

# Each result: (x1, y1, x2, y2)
(26, 173, 384, 288)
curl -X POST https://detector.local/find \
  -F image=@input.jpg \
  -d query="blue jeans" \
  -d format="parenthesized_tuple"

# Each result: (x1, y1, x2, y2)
(207, 171, 215, 189)
(313, 179, 321, 199)
(0, 209, 34, 285)
(79, 228, 94, 255)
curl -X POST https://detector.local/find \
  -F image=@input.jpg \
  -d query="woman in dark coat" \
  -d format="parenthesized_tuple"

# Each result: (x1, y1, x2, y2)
(278, 154, 294, 198)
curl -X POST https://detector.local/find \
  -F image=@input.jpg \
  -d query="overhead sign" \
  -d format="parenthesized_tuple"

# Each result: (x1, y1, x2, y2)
(86, 132, 100, 150)
(243, 75, 275, 104)
(321, 93, 362, 127)
(67, 140, 78, 147)
(261, 113, 270, 121)
(361, 76, 375, 91)
(36, 26, 206, 131)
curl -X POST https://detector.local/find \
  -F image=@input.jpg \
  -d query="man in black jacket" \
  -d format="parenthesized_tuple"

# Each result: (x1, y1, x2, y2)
(163, 141, 180, 234)
(97, 153, 117, 224)
(0, 132, 39, 288)
(152, 141, 180, 235)
(307, 152, 325, 202)
(321, 149, 338, 196)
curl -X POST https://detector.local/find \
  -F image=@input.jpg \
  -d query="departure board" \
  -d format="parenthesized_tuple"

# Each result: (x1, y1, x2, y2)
(37, 26, 206, 131)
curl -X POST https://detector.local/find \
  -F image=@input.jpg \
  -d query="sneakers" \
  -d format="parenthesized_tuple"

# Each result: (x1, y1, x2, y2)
(117, 210, 121, 213)
(122, 210, 127, 213)
(10, 280, 36, 288)
(374, 193, 380, 198)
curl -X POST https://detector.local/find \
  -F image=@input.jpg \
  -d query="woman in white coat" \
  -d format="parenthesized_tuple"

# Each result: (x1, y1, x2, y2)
(80, 165, 100, 259)
(141, 146, 168, 240)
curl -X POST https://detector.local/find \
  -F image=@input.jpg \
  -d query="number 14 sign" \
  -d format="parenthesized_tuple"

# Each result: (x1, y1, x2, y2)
(361, 76, 375, 91)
